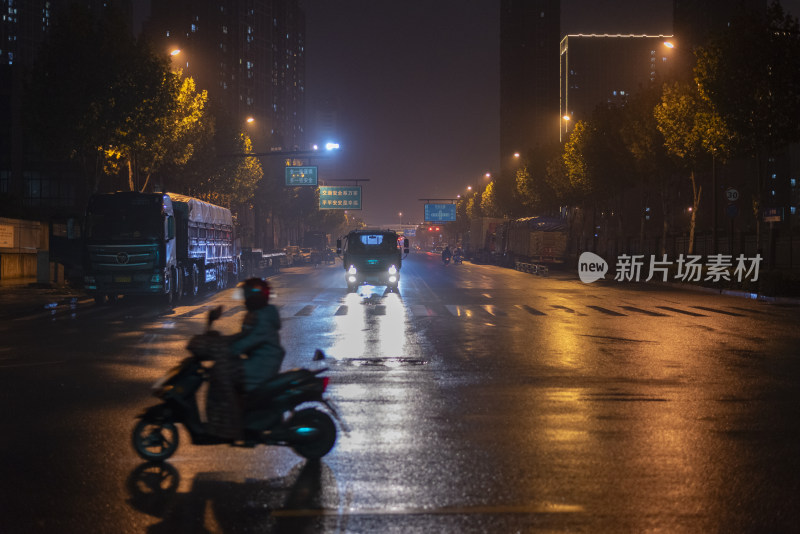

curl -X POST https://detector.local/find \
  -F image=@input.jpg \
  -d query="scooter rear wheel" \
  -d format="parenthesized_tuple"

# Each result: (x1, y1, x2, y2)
(288, 409, 337, 460)
(132, 418, 180, 461)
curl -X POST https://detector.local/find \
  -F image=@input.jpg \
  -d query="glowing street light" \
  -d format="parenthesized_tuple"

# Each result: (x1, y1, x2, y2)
(663, 41, 675, 49)
(246, 116, 255, 123)
(170, 48, 181, 56)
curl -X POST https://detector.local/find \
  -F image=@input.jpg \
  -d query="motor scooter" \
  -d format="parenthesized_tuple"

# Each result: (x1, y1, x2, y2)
(132, 306, 344, 462)
(453, 253, 463, 265)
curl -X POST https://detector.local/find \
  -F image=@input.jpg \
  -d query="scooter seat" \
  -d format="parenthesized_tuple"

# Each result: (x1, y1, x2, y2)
(249, 368, 315, 399)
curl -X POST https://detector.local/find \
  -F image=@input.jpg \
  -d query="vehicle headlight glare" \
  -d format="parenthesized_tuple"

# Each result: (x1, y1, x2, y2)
(348, 265, 357, 275)
(388, 265, 397, 274)
(348, 275, 357, 283)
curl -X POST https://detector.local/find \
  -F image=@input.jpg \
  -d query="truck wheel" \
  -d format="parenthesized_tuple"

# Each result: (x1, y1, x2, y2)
(173, 267, 183, 302)
(190, 264, 200, 297)
(233, 258, 241, 282)
(217, 265, 226, 290)
(162, 286, 173, 308)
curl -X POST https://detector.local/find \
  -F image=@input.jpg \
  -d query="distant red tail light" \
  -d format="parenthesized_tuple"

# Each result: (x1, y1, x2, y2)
(322, 376, 329, 391)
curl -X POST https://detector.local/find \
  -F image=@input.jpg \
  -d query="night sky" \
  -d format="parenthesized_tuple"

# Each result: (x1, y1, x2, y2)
(302, 0, 800, 226)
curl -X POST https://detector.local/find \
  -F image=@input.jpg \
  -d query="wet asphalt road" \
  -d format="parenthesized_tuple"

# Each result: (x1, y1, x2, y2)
(1, 252, 799, 533)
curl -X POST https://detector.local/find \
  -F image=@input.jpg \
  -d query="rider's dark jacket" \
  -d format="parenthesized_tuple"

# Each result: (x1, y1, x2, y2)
(228, 304, 286, 391)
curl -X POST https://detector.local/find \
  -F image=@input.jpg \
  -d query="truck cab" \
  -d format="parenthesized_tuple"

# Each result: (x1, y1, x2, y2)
(337, 230, 409, 292)
(83, 192, 178, 304)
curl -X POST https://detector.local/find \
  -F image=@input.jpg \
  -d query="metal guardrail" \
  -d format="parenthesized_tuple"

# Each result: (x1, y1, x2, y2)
(515, 261, 549, 276)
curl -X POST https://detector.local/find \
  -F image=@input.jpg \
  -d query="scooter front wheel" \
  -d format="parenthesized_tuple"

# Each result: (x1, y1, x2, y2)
(288, 409, 337, 460)
(132, 418, 180, 461)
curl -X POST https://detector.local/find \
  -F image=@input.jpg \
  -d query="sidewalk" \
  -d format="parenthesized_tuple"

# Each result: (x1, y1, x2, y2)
(0, 277, 90, 318)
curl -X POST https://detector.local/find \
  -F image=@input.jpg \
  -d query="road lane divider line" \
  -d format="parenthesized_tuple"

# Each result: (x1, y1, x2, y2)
(620, 306, 667, 316)
(516, 304, 546, 316)
(586, 305, 627, 316)
(656, 306, 707, 317)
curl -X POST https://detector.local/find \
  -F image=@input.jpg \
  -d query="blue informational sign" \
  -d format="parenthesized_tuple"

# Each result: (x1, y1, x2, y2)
(285, 166, 318, 186)
(319, 186, 362, 210)
(424, 203, 456, 222)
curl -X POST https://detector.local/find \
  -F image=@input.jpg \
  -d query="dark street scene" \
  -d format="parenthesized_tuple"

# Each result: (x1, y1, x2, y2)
(2, 1, 800, 533)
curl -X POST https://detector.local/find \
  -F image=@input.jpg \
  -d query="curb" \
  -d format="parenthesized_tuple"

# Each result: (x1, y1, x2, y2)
(500, 265, 800, 306)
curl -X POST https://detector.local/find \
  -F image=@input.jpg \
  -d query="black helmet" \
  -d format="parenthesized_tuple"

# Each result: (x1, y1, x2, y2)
(241, 278, 270, 310)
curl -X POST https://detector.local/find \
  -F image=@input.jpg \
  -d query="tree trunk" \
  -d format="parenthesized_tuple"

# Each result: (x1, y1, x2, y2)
(688, 170, 702, 255)
(127, 160, 134, 191)
(660, 194, 669, 257)
(140, 173, 151, 193)
(639, 194, 647, 255)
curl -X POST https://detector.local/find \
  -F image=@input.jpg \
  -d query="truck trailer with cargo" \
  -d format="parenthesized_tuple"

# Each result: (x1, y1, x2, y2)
(83, 191, 239, 304)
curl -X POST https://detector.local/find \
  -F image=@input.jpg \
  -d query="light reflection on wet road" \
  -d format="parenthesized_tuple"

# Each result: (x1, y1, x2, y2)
(1, 252, 799, 532)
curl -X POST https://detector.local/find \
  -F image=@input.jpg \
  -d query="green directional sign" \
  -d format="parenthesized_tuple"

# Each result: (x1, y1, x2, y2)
(319, 186, 362, 210)
(285, 166, 318, 186)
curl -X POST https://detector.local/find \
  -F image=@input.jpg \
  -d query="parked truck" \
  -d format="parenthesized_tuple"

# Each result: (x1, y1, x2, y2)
(83, 191, 239, 304)
(303, 230, 334, 264)
(466, 217, 505, 263)
(499, 216, 567, 265)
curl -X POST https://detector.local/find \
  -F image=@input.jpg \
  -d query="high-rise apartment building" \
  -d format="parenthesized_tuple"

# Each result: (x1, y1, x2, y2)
(499, 0, 560, 170)
(559, 34, 673, 141)
(144, 0, 305, 152)
(1, 0, 133, 211)
(673, 0, 765, 51)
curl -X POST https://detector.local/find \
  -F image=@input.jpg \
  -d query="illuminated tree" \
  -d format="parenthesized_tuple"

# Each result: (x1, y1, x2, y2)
(102, 72, 211, 192)
(480, 181, 499, 217)
(655, 81, 731, 253)
(694, 1, 800, 249)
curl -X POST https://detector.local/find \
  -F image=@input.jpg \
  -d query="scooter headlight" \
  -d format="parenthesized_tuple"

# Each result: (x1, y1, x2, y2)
(388, 265, 397, 275)
(348, 265, 357, 275)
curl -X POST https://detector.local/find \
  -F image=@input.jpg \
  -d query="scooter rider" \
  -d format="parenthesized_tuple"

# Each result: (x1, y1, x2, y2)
(203, 278, 286, 439)
(442, 245, 452, 263)
(229, 278, 286, 392)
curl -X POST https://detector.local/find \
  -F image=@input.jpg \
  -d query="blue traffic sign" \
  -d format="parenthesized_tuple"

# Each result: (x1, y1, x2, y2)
(285, 166, 318, 186)
(319, 186, 361, 210)
(424, 203, 456, 222)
